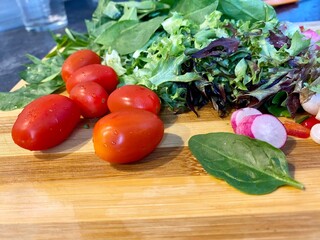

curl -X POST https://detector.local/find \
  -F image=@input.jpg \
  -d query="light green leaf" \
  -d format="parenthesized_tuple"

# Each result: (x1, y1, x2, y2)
(150, 55, 201, 86)
(173, 0, 219, 24)
(94, 20, 139, 48)
(286, 31, 311, 56)
(95, 16, 167, 55)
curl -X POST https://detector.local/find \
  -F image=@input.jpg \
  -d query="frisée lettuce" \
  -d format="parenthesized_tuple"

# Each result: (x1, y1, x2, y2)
(1, 0, 319, 117)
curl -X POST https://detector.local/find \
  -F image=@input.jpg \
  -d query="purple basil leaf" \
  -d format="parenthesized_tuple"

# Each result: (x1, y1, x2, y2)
(191, 38, 240, 58)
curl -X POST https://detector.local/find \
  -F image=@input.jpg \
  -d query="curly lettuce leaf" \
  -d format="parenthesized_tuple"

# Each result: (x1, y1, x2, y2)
(5, 0, 319, 116)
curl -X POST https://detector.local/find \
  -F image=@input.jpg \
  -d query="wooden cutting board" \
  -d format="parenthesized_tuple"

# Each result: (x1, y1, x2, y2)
(1, 22, 320, 240)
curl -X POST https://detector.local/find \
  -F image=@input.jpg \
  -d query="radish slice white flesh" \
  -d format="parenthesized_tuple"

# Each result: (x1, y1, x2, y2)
(316, 110, 320, 121)
(310, 124, 320, 144)
(236, 114, 287, 148)
(230, 107, 262, 132)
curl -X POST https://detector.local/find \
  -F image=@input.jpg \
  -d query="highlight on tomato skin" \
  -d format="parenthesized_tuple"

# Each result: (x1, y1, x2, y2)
(301, 116, 320, 129)
(92, 109, 164, 164)
(66, 64, 119, 94)
(107, 85, 161, 115)
(11, 94, 81, 151)
(69, 81, 110, 119)
(283, 121, 311, 139)
(61, 49, 101, 82)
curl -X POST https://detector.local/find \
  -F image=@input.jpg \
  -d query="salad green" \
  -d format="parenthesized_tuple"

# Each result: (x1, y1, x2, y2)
(1, 0, 319, 116)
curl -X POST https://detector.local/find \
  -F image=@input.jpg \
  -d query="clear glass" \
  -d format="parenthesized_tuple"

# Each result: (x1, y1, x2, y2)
(15, 0, 68, 32)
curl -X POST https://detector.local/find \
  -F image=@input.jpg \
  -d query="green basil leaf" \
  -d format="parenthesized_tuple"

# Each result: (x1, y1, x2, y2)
(173, 0, 219, 24)
(0, 78, 64, 111)
(188, 132, 304, 195)
(266, 105, 291, 117)
(217, 0, 277, 22)
(95, 16, 166, 55)
(20, 54, 64, 84)
(94, 20, 139, 48)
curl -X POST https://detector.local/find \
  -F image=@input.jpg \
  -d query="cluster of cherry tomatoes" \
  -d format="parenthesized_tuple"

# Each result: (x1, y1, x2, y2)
(62, 49, 117, 118)
(11, 49, 164, 164)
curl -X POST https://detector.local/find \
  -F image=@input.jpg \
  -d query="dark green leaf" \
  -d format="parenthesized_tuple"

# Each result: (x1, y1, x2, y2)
(188, 132, 304, 195)
(264, 91, 291, 117)
(48, 29, 91, 58)
(271, 91, 287, 105)
(0, 54, 65, 111)
(266, 105, 291, 117)
(20, 55, 64, 84)
(159, 0, 177, 8)
(95, 16, 166, 55)
(173, 0, 218, 24)
(217, 0, 276, 22)
(94, 20, 139, 48)
(237, 69, 291, 102)
(0, 78, 64, 111)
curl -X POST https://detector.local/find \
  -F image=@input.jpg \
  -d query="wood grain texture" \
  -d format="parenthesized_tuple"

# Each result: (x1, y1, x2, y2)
(1, 21, 320, 240)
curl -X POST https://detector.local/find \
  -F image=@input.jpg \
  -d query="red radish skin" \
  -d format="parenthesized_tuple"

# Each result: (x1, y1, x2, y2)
(235, 114, 261, 138)
(236, 114, 287, 148)
(230, 107, 262, 132)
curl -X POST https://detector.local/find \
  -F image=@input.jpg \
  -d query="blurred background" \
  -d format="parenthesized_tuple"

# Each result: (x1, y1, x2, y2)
(0, 0, 98, 32)
(0, 0, 319, 92)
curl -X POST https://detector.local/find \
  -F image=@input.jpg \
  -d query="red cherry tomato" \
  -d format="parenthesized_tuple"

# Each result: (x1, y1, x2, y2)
(283, 121, 310, 138)
(93, 109, 164, 164)
(66, 64, 118, 94)
(107, 85, 161, 115)
(301, 116, 320, 129)
(11, 94, 81, 150)
(61, 49, 101, 82)
(69, 82, 109, 118)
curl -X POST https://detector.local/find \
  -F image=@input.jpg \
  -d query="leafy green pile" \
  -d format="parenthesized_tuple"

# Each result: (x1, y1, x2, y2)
(1, 0, 319, 116)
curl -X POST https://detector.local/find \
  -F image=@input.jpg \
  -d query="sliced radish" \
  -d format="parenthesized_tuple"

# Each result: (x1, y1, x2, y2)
(300, 93, 320, 116)
(310, 124, 320, 144)
(230, 107, 262, 132)
(235, 114, 260, 138)
(316, 110, 320, 121)
(236, 114, 287, 148)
